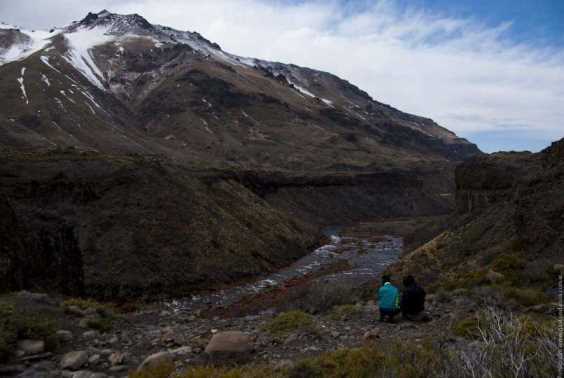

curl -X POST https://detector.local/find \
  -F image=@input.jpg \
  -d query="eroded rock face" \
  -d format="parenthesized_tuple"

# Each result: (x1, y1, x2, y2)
(0, 156, 318, 298)
(390, 138, 564, 287)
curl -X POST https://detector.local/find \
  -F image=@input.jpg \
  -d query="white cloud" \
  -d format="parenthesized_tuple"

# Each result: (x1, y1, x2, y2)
(2, 0, 563, 150)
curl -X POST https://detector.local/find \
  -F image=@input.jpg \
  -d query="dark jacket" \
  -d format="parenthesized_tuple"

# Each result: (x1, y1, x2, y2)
(401, 284, 426, 315)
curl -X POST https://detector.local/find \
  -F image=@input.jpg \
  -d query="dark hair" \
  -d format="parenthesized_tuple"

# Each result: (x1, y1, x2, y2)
(382, 275, 391, 284)
(403, 275, 416, 287)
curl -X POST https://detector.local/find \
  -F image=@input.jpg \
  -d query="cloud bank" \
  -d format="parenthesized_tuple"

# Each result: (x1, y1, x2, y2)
(2, 0, 563, 151)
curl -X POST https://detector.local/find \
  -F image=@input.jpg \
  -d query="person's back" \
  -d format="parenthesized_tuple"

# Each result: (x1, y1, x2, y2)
(378, 275, 399, 322)
(401, 275, 427, 320)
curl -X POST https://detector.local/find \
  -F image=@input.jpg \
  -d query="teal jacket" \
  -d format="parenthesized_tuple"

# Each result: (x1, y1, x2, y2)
(378, 282, 400, 310)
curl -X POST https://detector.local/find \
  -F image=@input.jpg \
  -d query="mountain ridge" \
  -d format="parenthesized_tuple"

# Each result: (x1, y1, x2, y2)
(0, 9, 480, 169)
(0, 10, 480, 298)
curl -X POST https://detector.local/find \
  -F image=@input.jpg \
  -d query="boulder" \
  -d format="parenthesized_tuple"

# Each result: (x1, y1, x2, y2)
(17, 340, 45, 355)
(205, 331, 253, 354)
(60, 351, 89, 370)
(138, 351, 173, 371)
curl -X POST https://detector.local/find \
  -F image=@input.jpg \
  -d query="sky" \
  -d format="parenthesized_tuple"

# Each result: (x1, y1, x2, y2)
(1, 0, 563, 153)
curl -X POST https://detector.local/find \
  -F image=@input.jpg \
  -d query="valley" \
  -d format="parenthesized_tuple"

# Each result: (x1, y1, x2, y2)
(0, 8, 562, 378)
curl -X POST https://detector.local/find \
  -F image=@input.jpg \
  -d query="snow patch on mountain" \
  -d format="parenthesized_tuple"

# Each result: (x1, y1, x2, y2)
(290, 82, 316, 98)
(0, 27, 58, 66)
(41, 74, 51, 87)
(17, 67, 29, 104)
(63, 26, 112, 90)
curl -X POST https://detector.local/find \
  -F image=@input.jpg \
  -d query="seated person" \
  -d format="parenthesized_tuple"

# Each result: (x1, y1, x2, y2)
(378, 275, 400, 322)
(400, 275, 428, 321)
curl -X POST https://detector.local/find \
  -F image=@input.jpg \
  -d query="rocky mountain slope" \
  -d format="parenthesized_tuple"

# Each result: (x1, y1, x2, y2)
(389, 138, 564, 295)
(0, 10, 478, 168)
(0, 10, 480, 297)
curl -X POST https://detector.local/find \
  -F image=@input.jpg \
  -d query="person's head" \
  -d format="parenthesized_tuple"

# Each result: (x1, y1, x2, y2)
(403, 275, 416, 287)
(382, 275, 391, 284)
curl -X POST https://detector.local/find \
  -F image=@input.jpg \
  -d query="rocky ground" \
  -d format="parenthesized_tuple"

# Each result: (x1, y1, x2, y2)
(0, 221, 431, 377)
(0, 218, 559, 378)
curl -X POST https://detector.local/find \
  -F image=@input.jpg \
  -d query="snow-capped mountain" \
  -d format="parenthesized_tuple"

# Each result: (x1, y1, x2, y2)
(0, 10, 479, 169)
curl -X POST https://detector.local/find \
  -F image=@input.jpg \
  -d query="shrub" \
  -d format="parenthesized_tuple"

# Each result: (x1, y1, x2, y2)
(438, 270, 488, 291)
(452, 317, 481, 339)
(492, 254, 526, 284)
(502, 287, 550, 307)
(63, 298, 111, 312)
(85, 317, 114, 333)
(448, 308, 559, 378)
(0, 303, 57, 362)
(329, 304, 363, 321)
(262, 310, 315, 337)
(283, 281, 361, 314)
(129, 360, 175, 378)
(178, 366, 282, 378)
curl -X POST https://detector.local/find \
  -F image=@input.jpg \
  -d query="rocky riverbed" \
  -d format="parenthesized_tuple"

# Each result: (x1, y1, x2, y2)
(0, 221, 465, 378)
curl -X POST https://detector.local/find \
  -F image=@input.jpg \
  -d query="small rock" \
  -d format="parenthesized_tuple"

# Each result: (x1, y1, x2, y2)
(72, 371, 95, 378)
(88, 354, 101, 364)
(84, 307, 98, 316)
(108, 335, 119, 344)
(0, 365, 26, 375)
(399, 323, 418, 331)
(57, 330, 74, 342)
(109, 365, 128, 372)
(60, 351, 89, 371)
(17, 340, 45, 355)
(109, 352, 126, 366)
(274, 359, 294, 370)
(362, 329, 380, 344)
(170, 346, 192, 356)
(160, 326, 182, 346)
(79, 318, 90, 328)
(138, 352, 173, 371)
(284, 333, 299, 345)
(16, 291, 51, 303)
(66, 305, 86, 317)
(485, 270, 505, 284)
(82, 330, 99, 340)
(18, 352, 52, 362)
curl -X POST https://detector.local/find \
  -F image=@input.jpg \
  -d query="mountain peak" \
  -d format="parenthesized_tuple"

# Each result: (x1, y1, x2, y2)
(72, 10, 153, 35)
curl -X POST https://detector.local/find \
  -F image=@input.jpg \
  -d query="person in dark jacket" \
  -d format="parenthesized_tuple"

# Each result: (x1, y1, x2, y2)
(400, 275, 427, 321)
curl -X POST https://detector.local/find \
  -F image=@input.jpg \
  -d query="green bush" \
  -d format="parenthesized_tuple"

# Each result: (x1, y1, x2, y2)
(329, 304, 363, 321)
(0, 303, 57, 362)
(85, 317, 114, 333)
(262, 311, 315, 337)
(283, 281, 361, 314)
(129, 360, 175, 378)
(452, 317, 482, 339)
(502, 287, 550, 307)
(438, 270, 488, 291)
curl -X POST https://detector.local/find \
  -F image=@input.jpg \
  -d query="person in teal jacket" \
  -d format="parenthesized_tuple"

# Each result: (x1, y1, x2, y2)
(378, 275, 400, 322)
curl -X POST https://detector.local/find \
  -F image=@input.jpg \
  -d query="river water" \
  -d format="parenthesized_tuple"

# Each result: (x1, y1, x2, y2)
(166, 224, 402, 313)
